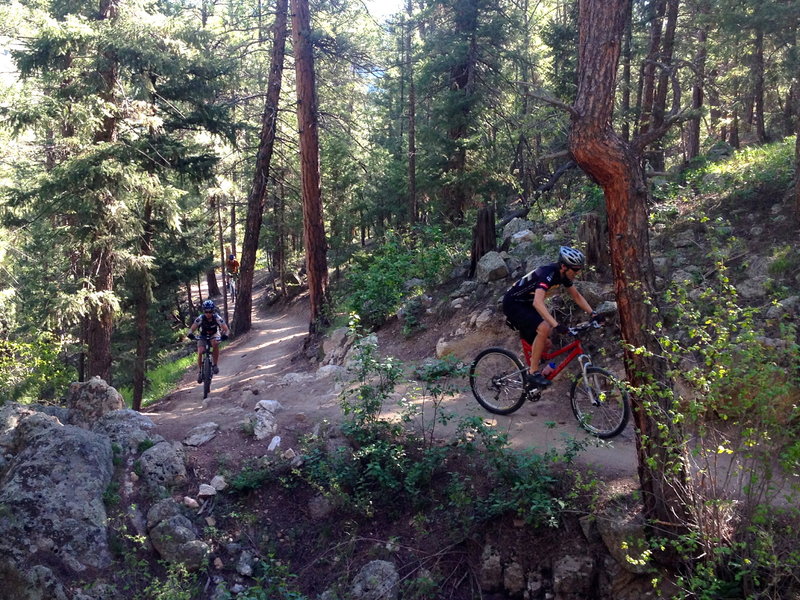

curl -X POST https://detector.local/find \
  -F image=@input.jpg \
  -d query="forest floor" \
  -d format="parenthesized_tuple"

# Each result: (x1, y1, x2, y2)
(145, 285, 639, 495)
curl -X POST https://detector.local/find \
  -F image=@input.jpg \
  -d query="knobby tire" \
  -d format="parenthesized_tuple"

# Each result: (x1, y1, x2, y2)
(203, 355, 213, 399)
(469, 347, 527, 415)
(569, 366, 629, 438)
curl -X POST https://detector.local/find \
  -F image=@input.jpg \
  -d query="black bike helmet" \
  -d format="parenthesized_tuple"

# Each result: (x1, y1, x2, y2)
(229, 254, 235, 260)
(202, 300, 215, 311)
(558, 246, 586, 268)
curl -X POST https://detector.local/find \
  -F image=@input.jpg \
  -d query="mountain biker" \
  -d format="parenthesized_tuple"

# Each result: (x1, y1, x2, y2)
(226, 254, 239, 278)
(187, 300, 230, 383)
(502, 246, 604, 389)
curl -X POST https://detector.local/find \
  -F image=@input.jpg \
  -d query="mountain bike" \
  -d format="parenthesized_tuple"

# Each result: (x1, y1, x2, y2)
(468, 320, 630, 438)
(190, 334, 216, 399)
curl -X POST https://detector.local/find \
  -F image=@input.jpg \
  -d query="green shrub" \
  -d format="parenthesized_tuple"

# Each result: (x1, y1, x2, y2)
(338, 227, 454, 328)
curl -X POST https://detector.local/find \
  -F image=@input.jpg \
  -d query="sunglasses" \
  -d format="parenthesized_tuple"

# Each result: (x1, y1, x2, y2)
(204, 310, 213, 314)
(569, 266, 582, 272)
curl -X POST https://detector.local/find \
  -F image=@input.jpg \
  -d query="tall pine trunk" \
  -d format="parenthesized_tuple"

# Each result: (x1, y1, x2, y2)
(685, 0, 710, 163)
(132, 200, 154, 411)
(86, 0, 120, 383)
(570, 0, 691, 542)
(405, 0, 418, 223)
(291, 0, 329, 332)
(233, 0, 288, 336)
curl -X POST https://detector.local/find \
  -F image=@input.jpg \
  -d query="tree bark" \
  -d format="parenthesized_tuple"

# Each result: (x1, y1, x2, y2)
(685, 0, 710, 163)
(86, 0, 120, 383)
(233, 0, 288, 336)
(291, 0, 329, 331)
(753, 28, 767, 143)
(468, 205, 496, 278)
(406, 0, 418, 223)
(206, 268, 221, 297)
(570, 0, 690, 539)
(132, 199, 154, 411)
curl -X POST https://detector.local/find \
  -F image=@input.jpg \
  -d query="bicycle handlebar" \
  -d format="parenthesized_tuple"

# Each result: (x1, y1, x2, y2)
(567, 319, 604, 336)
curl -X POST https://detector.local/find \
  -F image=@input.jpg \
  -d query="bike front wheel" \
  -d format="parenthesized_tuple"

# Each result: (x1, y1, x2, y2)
(570, 366, 630, 438)
(469, 348, 527, 415)
(203, 356, 213, 399)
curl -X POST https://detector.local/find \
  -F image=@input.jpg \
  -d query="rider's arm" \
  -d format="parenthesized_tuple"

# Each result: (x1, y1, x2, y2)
(532, 288, 558, 328)
(567, 286, 594, 315)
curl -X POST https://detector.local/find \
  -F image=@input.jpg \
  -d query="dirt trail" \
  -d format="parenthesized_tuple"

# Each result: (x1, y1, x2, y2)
(146, 293, 638, 487)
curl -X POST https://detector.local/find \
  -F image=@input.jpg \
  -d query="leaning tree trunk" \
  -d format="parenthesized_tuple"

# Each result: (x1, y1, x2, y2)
(291, 0, 329, 332)
(405, 0, 418, 223)
(685, 0, 710, 163)
(233, 0, 288, 336)
(571, 0, 691, 539)
(206, 268, 221, 297)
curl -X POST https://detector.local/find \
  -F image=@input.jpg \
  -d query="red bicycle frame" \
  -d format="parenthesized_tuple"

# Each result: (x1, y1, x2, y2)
(520, 337, 587, 381)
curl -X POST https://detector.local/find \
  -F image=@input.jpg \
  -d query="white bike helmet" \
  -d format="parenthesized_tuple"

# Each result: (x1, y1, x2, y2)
(558, 246, 585, 268)
(202, 300, 216, 311)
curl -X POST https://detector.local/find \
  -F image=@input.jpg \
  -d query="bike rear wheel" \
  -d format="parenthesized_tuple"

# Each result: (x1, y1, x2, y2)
(570, 366, 629, 438)
(469, 348, 527, 415)
(203, 355, 213, 399)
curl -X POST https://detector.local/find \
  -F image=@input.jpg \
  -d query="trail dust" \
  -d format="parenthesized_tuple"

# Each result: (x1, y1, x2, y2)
(145, 291, 639, 489)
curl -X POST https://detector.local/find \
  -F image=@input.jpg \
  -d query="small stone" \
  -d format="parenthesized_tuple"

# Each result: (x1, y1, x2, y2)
(198, 484, 216, 497)
(183, 496, 200, 509)
(268, 436, 281, 451)
(210, 475, 227, 491)
(214, 557, 224, 570)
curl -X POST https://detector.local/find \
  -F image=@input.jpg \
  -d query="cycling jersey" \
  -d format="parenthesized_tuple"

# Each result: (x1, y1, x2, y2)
(226, 259, 239, 274)
(504, 263, 573, 303)
(194, 312, 227, 337)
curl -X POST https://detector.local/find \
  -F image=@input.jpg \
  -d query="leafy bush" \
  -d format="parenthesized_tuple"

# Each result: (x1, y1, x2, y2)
(652, 263, 800, 597)
(338, 227, 454, 328)
(0, 334, 76, 404)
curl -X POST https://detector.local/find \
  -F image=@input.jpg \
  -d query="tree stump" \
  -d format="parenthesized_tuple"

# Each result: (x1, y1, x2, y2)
(578, 212, 610, 278)
(469, 206, 497, 278)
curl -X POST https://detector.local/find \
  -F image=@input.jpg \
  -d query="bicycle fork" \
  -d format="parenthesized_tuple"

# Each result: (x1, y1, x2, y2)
(577, 354, 601, 405)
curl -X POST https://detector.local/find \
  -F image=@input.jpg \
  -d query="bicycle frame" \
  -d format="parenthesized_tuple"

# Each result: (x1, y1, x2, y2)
(541, 338, 592, 380)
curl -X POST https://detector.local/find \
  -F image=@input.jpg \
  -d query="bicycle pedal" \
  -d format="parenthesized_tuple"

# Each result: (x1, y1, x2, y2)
(526, 390, 542, 403)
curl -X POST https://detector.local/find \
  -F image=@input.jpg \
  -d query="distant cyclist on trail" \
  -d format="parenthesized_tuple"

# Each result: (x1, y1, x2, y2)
(226, 254, 239, 278)
(187, 300, 230, 382)
(502, 246, 604, 389)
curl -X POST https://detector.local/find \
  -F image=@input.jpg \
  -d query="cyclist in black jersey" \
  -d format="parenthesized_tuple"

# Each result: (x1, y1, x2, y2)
(187, 300, 230, 383)
(503, 246, 603, 388)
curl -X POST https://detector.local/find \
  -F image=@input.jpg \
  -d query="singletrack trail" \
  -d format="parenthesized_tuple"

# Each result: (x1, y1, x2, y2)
(145, 292, 638, 487)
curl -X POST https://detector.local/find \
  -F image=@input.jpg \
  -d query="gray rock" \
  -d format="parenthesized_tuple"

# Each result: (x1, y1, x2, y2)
(308, 494, 333, 519)
(553, 554, 594, 599)
(351, 560, 399, 600)
(476, 251, 509, 283)
(183, 422, 219, 447)
(138, 441, 186, 488)
(596, 509, 650, 574)
(766, 295, 799, 320)
(93, 409, 160, 453)
(479, 545, 503, 592)
(502, 218, 535, 243)
(146, 498, 185, 530)
(503, 560, 525, 595)
(65, 377, 125, 429)
(237, 550, 255, 577)
(149, 514, 210, 570)
(0, 411, 114, 575)
(737, 277, 768, 300)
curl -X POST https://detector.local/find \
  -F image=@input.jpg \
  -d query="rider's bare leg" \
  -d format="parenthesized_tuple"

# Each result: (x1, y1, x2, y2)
(529, 321, 553, 374)
(211, 340, 220, 366)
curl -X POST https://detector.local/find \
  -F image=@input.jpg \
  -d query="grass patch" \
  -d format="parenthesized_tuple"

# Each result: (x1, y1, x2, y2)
(118, 352, 195, 408)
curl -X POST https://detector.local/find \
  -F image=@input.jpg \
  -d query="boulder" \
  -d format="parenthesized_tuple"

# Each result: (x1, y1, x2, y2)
(138, 441, 186, 489)
(66, 377, 125, 429)
(351, 560, 399, 600)
(0, 411, 114, 576)
(475, 251, 509, 283)
(92, 409, 160, 453)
